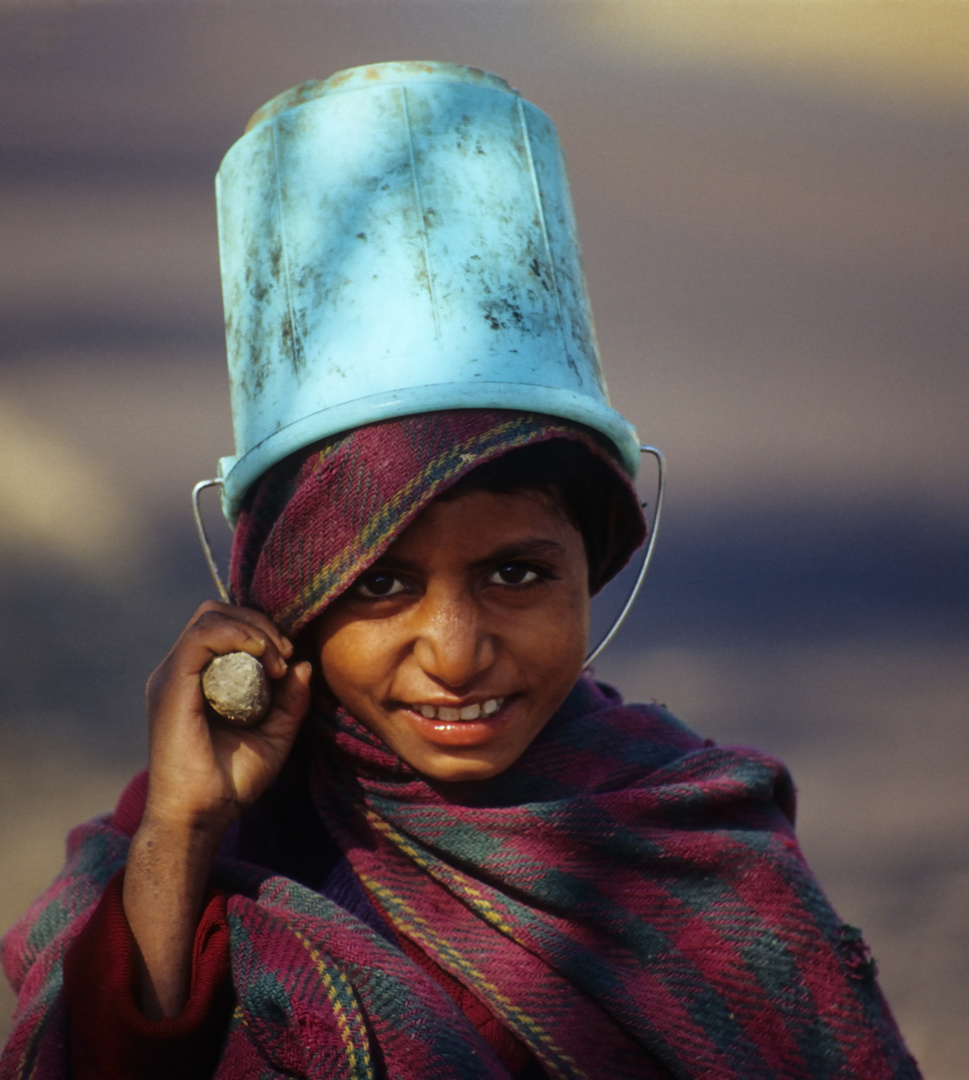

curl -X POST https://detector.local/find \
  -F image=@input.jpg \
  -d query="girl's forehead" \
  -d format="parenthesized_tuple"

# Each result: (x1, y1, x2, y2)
(383, 487, 583, 562)
(432, 482, 569, 518)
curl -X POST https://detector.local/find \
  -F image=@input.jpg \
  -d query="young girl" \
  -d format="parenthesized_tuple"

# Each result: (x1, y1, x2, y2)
(1, 63, 918, 1080)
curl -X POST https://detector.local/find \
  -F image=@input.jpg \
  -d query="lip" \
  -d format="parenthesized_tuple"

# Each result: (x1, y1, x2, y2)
(397, 696, 515, 748)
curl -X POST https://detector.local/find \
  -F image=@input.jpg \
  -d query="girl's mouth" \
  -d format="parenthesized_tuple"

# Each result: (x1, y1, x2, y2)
(412, 697, 505, 722)
(399, 696, 514, 748)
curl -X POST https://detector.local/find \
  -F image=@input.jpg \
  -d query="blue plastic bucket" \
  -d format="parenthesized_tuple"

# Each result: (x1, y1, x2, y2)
(215, 61, 640, 522)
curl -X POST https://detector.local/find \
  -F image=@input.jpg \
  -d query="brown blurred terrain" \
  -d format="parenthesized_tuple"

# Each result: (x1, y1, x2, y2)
(0, 2, 966, 1075)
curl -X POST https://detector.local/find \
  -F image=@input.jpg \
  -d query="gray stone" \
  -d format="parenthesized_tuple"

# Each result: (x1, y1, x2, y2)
(201, 652, 270, 727)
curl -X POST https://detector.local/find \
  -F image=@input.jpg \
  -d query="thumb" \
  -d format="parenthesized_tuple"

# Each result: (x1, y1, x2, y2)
(262, 661, 314, 741)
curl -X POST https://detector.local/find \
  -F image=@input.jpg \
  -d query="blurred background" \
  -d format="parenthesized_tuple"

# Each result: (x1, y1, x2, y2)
(0, 1, 966, 1074)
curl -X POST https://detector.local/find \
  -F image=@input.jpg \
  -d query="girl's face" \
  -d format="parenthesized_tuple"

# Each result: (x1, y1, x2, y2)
(313, 487, 590, 781)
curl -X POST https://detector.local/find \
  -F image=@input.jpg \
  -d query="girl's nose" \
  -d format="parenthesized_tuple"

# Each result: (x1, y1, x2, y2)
(411, 590, 495, 689)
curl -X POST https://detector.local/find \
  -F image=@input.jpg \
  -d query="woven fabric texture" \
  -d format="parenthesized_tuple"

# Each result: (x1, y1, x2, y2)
(1, 678, 920, 1080)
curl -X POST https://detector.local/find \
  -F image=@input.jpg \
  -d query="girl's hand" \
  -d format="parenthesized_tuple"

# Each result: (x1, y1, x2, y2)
(125, 602, 312, 1019)
(142, 601, 313, 842)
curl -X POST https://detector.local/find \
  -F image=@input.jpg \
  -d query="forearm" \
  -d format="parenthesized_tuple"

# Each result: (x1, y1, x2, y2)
(118, 602, 310, 1018)
(123, 816, 222, 1019)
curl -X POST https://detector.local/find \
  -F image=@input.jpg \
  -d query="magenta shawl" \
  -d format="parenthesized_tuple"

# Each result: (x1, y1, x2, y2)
(2, 678, 919, 1079)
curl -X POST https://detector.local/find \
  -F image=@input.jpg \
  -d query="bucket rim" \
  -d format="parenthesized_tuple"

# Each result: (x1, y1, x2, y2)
(218, 387, 640, 524)
(243, 61, 519, 135)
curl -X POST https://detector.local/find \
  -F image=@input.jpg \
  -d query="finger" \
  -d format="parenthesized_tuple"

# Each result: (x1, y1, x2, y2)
(177, 607, 291, 679)
(194, 602, 296, 662)
(262, 660, 313, 735)
(196, 661, 313, 816)
(209, 661, 312, 770)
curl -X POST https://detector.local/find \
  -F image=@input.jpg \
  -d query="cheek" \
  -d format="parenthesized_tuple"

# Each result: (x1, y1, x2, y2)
(527, 591, 590, 682)
(561, 577, 592, 638)
(314, 623, 379, 703)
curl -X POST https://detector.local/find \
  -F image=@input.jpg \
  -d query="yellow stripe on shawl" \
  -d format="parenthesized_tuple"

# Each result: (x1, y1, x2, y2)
(361, 816, 586, 1080)
(291, 925, 375, 1079)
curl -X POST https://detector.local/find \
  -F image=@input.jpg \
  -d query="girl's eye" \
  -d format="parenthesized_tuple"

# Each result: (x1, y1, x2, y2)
(353, 572, 406, 599)
(490, 563, 540, 587)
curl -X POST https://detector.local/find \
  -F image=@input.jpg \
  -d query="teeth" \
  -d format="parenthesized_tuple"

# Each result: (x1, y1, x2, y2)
(413, 698, 504, 721)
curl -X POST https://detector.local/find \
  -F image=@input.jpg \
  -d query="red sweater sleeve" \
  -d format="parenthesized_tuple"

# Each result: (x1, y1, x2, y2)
(63, 869, 234, 1080)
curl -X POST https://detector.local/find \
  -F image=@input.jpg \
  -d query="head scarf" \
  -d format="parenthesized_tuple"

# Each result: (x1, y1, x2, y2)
(229, 410, 646, 636)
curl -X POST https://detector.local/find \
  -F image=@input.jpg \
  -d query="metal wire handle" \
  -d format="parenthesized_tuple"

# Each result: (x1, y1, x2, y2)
(192, 478, 231, 603)
(584, 445, 665, 666)
(191, 443, 665, 662)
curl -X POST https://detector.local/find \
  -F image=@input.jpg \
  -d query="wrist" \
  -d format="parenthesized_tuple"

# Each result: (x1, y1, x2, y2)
(131, 811, 224, 875)
(140, 785, 242, 848)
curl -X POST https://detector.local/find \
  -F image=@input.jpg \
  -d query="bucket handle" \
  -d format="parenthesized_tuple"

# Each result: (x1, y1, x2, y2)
(584, 445, 665, 666)
(192, 478, 231, 604)
(191, 443, 665, 661)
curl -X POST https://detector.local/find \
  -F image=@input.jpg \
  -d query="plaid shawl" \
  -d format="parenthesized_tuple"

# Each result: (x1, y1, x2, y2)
(229, 410, 645, 636)
(1, 678, 919, 1079)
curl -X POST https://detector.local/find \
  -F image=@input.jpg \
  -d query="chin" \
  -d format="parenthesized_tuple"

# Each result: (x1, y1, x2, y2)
(413, 751, 516, 783)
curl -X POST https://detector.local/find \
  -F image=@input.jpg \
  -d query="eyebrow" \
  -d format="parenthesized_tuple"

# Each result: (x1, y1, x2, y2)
(375, 537, 568, 573)
(471, 538, 568, 568)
